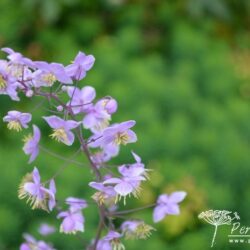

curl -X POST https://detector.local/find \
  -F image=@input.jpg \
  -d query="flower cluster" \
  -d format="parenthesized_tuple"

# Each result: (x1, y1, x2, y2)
(0, 48, 186, 250)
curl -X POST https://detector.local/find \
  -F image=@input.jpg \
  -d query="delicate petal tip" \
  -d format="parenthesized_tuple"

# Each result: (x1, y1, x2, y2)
(169, 191, 187, 203)
(131, 151, 141, 163)
(43, 115, 63, 129)
(153, 206, 166, 223)
(32, 124, 41, 140)
(32, 167, 40, 184)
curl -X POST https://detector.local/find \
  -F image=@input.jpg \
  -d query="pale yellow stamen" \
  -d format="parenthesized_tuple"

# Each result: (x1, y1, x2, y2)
(50, 128, 68, 143)
(124, 223, 155, 240)
(132, 185, 142, 198)
(114, 131, 130, 145)
(115, 194, 130, 205)
(92, 192, 106, 205)
(0, 75, 7, 90)
(7, 121, 22, 132)
(18, 173, 49, 212)
(42, 73, 57, 86)
(134, 223, 156, 239)
(23, 134, 33, 143)
(111, 240, 125, 250)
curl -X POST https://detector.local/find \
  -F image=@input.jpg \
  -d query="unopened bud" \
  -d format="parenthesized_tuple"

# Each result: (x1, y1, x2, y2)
(61, 86, 68, 92)
(26, 90, 33, 97)
(57, 105, 63, 112)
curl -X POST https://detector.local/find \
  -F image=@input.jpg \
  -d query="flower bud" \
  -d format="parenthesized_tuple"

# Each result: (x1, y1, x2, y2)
(26, 90, 34, 97)
(104, 98, 118, 114)
(57, 105, 63, 112)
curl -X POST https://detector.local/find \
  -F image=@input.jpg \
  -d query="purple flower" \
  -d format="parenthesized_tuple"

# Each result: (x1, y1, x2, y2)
(153, 191, 187, 223)
(18, 167, 55, 211)
(103, 174, 145, 204)
(118, 152, 148, 180)
(20, 233, 56, 250)
(2, 47, 34, 67)
(66, 86, 96, 114)
(66, 51, 95, 80)
(101, 120, 137, 146)
(65, 197, 88, 212)
(90, 143, 119, 168)
(3, 111, 32, 131)
(89, 182, 116, 205)
(96, 231, 124, 250)
(83, 98, 118, 133)
(1, 48, 34, 83)
(57, 210, 85, 234)
(38, 223, 56, 236)
(0, 67, 20, 101)
(23, 125, 41, 163)
(102, 152, 147, 204)
(43, 116, 80, 146)
(100, 97, 118, 114)
(33, 61, 72, 87)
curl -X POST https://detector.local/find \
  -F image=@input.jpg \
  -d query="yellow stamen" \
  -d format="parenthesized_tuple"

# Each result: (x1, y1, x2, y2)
(0, 75, 7, 90)
(111, 239, 125, 250)
(42, 73, 57, 86)
(23, 134, 33, 143)
(18, 173, 49, 212)
(7, 121, 22, 132)
(115, 194, 129, 205)
(124, 222, 155, 240)
(92, 192, 106, 205)
(50, 128, 68, 144)
(114, 132, 130, 145)
(135, 223, 156, 239)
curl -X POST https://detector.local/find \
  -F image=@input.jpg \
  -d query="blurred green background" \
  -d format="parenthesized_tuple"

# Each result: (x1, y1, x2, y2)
(0, 0, 250, 249)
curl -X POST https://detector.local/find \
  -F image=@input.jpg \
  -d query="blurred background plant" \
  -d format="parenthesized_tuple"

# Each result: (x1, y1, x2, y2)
(0, 0, 249, 249)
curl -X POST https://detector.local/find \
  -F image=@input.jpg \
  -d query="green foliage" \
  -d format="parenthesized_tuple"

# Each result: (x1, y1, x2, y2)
(0, 0, 249, 249)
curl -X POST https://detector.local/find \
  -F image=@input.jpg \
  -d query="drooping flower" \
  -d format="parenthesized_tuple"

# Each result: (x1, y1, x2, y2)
(23, 125, 41, 163)
(83, 97, 117, 133)
(90, 143, 119, 168)
(18, 167, 55, 212)
(3, 110, 31, 131)
(121, 220, 156, 239)
(57, 196, 87, 234)
(66, 86, 95, 114)
(0, 67, 20, 101)
(65, 197, 88, 212)
(20, 233, 56, 250)
(103, 174, 145, 205)
(118, 152, 149, 180)
(57, 210, 85, 234)
(33, 61, 72, 87)
(1, 48, 34, 81)
(102, 153, 147, 204)
(43, 116, 80, 146)
(66, 51, 95, 80)
(1, 47, 34, 67)
(153, 191, 187, 223)
(89, 182, 116, 205)
(97, 231, 125, 250)
(38, 223, 56, 236)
